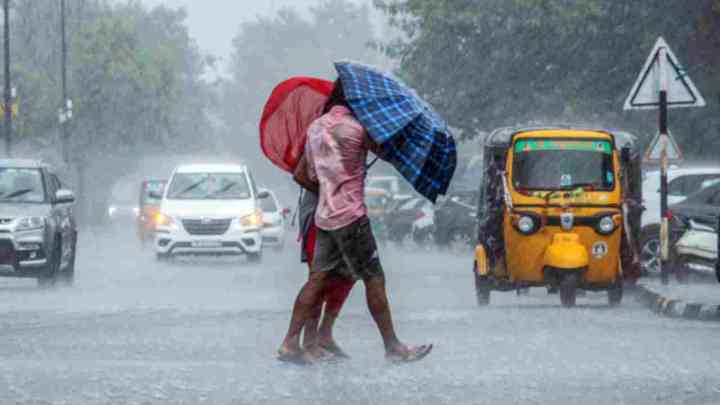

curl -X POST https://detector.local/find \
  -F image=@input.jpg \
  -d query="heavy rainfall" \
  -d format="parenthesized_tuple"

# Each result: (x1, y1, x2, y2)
(0, 0, 719, 404)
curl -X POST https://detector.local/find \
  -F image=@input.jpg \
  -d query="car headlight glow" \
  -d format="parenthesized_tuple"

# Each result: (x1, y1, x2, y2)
(240, 209, 263, 228)
(108, 206, 117, 217)
(516, 215, 537, 235)
(596, 216, 616, 235)
(14, 216, 46, 231)
(155, 212, 177, 229)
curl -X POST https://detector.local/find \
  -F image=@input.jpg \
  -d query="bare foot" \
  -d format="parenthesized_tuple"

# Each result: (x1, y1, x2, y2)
(304, 344, 336, 362)
(277, 345, 314, 365)
(385, 344, 433, 363)
(319, 339, 350, 359)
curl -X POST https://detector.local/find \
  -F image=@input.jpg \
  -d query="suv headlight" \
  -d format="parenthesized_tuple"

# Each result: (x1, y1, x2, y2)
(596, 215, 616, 235)
(14, 216, 46, 231)
(155, 212, 178, 230)
(239, 209, 263, 228)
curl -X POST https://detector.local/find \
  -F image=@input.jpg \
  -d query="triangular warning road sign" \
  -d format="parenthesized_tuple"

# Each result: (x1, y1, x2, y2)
(624, 37, 706, 110)
(644, 132, 683, 163)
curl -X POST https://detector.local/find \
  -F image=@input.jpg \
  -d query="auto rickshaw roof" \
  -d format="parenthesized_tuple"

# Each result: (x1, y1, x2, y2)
(485, 126, 638, 151)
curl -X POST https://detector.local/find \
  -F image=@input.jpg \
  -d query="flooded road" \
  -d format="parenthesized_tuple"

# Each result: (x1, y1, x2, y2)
(1, 229, 720, 404)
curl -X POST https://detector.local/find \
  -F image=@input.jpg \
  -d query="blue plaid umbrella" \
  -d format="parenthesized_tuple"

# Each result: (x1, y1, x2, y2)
(335, 62, 457, 203)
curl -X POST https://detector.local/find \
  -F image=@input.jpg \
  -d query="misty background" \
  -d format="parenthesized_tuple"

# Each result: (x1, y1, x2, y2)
(0, 0, 718, 226)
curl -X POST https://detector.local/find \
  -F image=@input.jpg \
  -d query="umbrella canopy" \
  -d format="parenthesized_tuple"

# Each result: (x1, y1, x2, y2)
(334, 62, 456, 202)
(259, 77, 334, 173)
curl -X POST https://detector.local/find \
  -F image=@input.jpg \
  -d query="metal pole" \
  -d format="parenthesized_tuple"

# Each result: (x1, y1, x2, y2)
(60, 0, 69, 163)
(658, 47, 671, 285)
(3, 0, 11, 157)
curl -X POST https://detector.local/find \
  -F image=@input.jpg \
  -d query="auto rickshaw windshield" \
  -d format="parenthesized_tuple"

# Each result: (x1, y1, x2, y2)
(512, 138, 615, 191)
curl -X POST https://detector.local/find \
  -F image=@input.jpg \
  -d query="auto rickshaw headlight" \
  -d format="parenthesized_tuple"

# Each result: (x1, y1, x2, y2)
(596, 216, 615, 235)
(517, 216, 537, 235)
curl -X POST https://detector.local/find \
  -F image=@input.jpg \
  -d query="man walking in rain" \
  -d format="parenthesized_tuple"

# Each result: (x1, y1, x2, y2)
(277, 80, 433, 364)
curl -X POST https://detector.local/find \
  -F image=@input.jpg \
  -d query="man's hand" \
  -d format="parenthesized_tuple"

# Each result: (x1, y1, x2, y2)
(293, 153, 319, 193)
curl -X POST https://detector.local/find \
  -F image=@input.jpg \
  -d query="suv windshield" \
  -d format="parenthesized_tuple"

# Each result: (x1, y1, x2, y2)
(166, 173, 251, 200)
(0, 168, 46, 203)
(512, 138, 615, 191)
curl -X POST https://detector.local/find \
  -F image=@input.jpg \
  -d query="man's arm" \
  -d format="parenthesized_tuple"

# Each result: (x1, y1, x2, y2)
(293, 152, 319, 193)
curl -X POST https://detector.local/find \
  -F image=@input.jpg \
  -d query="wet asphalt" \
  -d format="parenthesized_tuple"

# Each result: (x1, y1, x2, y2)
(1, 227, 719, 404)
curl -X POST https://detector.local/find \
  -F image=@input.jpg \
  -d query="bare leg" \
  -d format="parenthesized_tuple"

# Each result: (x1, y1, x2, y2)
(363, 274, 402, 352)
(279, 271, 328, 354)
(318, 275, 355, 348)
(364, 274, 433, 361)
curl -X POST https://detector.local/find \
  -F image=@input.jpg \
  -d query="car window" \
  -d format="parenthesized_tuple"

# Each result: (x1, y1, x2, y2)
(699, 176, 720, 191)
(0, 168, 46, 203)
(667, 177, 686, 197)
(260, 193, 278, 212)
(710, 191, 720, 206)
(166, 173, 251, 200)
(141, 181, 165, 206)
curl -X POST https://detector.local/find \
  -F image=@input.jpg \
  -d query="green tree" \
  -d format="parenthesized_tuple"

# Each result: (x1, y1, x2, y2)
(3, 0, 214, 223)
(376, 0, 720, 157)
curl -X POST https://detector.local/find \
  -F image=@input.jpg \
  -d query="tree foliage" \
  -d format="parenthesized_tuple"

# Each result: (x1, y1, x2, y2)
(3, 0, 214, 222)
(376, 0, 720, 157)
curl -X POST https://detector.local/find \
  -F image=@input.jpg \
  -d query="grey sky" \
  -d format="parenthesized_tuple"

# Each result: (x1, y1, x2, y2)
(140, 0, 374, 72)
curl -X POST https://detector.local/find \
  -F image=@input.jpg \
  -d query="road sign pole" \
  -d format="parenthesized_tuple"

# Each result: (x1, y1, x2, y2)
(658, 46, 671, 285)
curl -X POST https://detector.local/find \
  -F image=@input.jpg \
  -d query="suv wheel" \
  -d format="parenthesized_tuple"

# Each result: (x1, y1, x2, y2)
(58, 239, 76, 286)
(37, 243, 61, 288)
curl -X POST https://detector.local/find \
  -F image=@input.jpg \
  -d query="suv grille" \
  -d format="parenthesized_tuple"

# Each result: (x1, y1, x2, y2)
(182, 218, 232, 236)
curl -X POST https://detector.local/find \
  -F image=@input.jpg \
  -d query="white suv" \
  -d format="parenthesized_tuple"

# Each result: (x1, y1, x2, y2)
(154, 164, 266, 263)
(640, 166, 720, 274)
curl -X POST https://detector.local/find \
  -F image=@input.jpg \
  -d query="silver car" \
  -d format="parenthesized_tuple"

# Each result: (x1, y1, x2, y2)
(0, 160, 77, 286)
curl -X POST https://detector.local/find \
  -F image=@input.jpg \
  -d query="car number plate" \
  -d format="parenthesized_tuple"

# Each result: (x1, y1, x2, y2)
(191, 240, 222, 248)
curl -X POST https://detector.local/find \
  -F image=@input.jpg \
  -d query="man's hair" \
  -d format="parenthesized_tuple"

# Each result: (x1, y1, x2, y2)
(323, 79, 351, 114)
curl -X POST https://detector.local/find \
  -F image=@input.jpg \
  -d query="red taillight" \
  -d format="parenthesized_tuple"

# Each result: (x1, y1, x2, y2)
(415, 211, 426, 220)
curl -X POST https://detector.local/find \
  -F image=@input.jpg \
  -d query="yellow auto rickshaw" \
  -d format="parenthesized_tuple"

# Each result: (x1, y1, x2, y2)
(474, 127, 643, 307)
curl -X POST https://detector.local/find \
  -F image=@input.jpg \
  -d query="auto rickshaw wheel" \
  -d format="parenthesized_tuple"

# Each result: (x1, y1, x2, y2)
(474, 266, 491, 306)
(559, 273, 579, 308)
(607, 277, 623, 306)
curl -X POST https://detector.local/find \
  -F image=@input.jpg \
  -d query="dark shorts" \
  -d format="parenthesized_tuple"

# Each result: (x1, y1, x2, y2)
(311, 216, 384, 281)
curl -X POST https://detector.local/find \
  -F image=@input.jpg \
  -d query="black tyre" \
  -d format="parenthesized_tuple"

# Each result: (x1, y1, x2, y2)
(58, 240, 76, 286)
(639, 225, 661, 276)
(474, 264, 491, 306)
(559, 273, 579, 308)
(156, 252, 170, 262)
(607, 277, 623, 306)
(37, 244, 61, 288)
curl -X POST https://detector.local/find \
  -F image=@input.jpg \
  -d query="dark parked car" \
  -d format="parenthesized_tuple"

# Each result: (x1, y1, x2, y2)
(433, 191, 478, 248)
(0, 160, 77, 286)
(670, 181, 720, 228)
(385, 196, 427, 243)
(668, 182, 720, 280)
